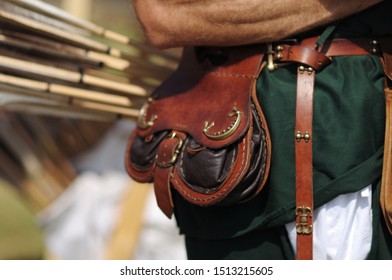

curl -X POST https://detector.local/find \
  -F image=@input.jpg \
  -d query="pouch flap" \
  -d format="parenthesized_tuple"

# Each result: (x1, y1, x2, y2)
(136, 45, 265, 149)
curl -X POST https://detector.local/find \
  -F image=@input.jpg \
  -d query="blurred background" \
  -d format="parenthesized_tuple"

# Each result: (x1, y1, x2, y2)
(0, 0, 186, 260)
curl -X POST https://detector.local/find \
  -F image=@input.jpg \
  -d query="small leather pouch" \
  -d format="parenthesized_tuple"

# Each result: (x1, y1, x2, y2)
(125, 45, 271, 218)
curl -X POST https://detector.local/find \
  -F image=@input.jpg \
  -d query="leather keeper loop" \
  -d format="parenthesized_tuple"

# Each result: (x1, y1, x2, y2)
(156, 131, 185, 168)
(285, 45, 331, 70)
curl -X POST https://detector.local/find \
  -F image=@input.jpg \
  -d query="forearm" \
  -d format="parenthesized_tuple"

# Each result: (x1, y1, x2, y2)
(132, 0, 381, 49)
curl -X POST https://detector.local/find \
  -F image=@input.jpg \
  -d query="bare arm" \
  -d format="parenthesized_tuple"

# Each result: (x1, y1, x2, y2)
(132, 0, 381, 49)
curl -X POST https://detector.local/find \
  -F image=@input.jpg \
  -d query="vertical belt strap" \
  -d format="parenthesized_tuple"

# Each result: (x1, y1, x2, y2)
(154, 166, 174, 218)
(295, 66, 315, 260)
(381, 88, 392, 234)
(380, 39, 392, 235)
(154, 131, 186, 218)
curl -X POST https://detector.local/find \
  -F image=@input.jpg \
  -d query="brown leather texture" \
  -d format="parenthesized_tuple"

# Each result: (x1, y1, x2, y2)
(282, 45, 331, 70)
(136, 46, 265, 149)
(381, 88, 392, 235)
(380, 38, 392, 82)
(380, 39, 392, 234)
(272, 37, 377, 70)
(295, 68, 315, 260)
(125, 45, 271, 217)
(171, 105, 270, 206)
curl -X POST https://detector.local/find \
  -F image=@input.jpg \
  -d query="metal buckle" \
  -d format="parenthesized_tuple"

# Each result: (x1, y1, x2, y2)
(156, 132, 184, 168)
(267, 39, 297, 71)
(296, 206, 313, 235)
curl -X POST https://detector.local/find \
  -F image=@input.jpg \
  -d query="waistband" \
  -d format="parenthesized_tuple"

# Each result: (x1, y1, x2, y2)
(267, 36, 392, 72)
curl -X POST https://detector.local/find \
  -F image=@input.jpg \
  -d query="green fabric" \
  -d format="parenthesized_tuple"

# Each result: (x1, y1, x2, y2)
(172, 0, 392, 259)
(254, 55, 385, 228)
(185, 226, 294, 260)
(0, 180, 45, 259)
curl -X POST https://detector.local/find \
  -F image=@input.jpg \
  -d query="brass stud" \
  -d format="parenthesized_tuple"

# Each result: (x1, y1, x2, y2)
(370, 40, 379, 54)
(296, 131, 311, 143)
(303, 132, 311, 142)
(267, 63, 277, 71)
(295, 131, 303, 142)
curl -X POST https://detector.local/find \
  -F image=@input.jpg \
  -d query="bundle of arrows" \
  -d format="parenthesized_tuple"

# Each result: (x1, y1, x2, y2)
(0, 0, 179, 211)
(0, 0, 179, 121)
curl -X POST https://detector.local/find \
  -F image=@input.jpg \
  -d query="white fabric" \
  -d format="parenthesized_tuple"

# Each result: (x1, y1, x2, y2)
(133, 189, 187, 260)
(38, 171, 130, 259)
(285, 185, 373, 260)
(38, 121, 187, 259)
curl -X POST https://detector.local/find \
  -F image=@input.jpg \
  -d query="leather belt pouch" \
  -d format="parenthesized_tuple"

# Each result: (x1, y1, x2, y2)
(125, 45, 271, 217)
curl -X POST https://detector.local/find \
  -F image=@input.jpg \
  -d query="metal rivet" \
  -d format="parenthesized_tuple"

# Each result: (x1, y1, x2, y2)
(296, 131, 311, 143)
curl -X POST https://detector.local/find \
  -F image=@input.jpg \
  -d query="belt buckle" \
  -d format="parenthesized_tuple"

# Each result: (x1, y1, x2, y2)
(267, 39, 298, 71)
(156, 132, 184, 168)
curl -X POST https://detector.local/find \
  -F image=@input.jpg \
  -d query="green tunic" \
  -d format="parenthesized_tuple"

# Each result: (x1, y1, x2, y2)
(172, 1, 392, 259)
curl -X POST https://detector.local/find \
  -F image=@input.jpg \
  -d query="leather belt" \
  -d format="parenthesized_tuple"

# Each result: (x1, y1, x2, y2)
(272, 36, 383, 260)
(267, 37, 377, 72)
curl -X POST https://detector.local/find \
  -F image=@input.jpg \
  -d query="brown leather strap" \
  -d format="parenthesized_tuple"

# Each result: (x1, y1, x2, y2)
(154, 131, 186, 218)
(281, 37, 392, 257)
(380, 38, 392, 83)
(301, 37, 374, 56)
(295, 66, 315, 260)
(278, 45, 331, 70)
(381, 88, 392, 235)
(154, 166, 174, 218)
(380, 39, 392, 235)
(270, 38, 376, 71)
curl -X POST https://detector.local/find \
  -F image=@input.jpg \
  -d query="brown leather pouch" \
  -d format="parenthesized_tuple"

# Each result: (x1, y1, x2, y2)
(125, 45, 271, 218)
